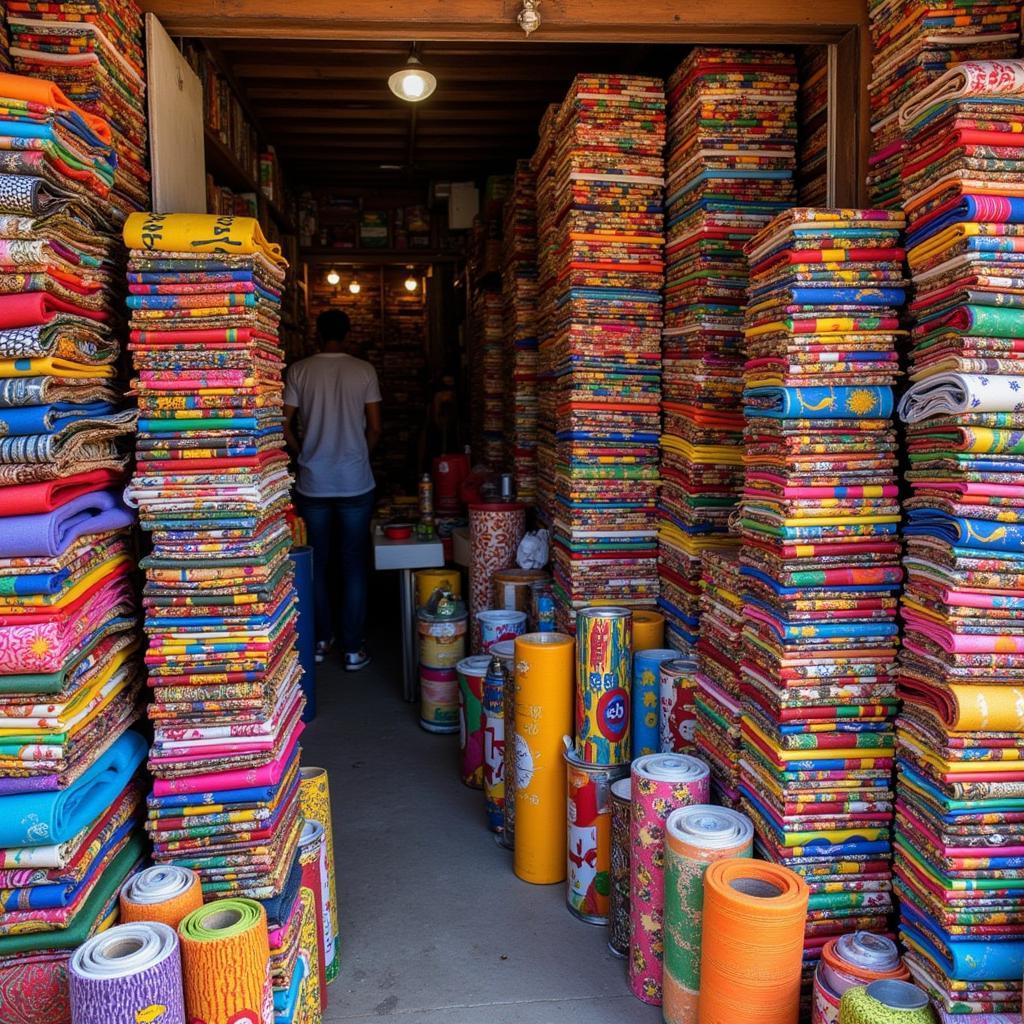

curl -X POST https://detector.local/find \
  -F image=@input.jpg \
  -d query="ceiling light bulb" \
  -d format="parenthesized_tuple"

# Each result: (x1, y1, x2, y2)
(349, 279, 361, 295)
(518, 0, 541, 35)
(405, 275, 418, 292)
(388, 52, 437, 103)
(402, 73, 426, 99)
(326, 269, 340, 286)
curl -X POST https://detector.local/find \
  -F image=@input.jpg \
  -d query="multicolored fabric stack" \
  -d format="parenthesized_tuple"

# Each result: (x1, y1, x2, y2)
(658, 48, 798, 650)
(737, 208, 907, 997)
(123, 215, 306, 922)
(694, 549, 744, 807)
(502, 159, 539, 504)
(0, 10, 11, 73)
(538, 74, 665, 631)
(470, 282, 504, 470)
(894, 60, 1024, 1017)
(797, 47, 829, 207)
(8, 0, 150, 218)
(0, 72, 145, 1023)
(866, 0, 1020, 209)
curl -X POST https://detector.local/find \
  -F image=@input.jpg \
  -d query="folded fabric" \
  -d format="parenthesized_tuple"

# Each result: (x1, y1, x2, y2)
(0, 403, 115, 438)
(744, 385, 894, 419)
(0, 292, 109, 328)
(0, 469, 122, 516)
(0, 731, 146, 848)
(906, 511, 1024, 553)
(899, 374, 1024, 423)
(898, 59, 1024, 130)
(0, 71, 112, 143)
(0, 490, 132, 558)
(123, 213, 285, 265)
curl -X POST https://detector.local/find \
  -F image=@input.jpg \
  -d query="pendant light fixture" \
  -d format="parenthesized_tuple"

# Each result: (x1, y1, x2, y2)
(349, 276, 362, 295)
(404, 268, 419, 292)
(326, 269, 340, 286)
(388, 45, 437, 103)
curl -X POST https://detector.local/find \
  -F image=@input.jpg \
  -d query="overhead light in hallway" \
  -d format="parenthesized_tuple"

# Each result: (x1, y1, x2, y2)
(518, 0, 541, 35)
(388, 46, 437, 103)
(326, 269, 341, 286)
(404, 269, 418, 292)
(349, 276, 362, 295)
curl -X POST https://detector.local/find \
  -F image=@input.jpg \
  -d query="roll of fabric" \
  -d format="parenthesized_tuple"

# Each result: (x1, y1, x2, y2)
(298, 820, 328, 1013)
(660, 657, 698, 754)
(513, 632, 574, 885)
(492, 639, 517, 852)
(564, 748, 628, 925)
(630, 753, 711, 1005)
(119, 866, 203, 930)
(475, 610, 527, 655)
(456, 656, 490, 789)
(0, 951, 71, 1024)
(468, 503, 525, 651)
(574, 607, 632, 765)
(414, 568, 461, 608)
(298, 768, 338, 986)
(297, 886, 321, 1024)
(663, 806, 754, 1024)
(812, 934, 908, 1024)
(123, 213, 285, 264)
(482, 656, 506, 834)
(838, 981, 936, 1024)
(608, 777, 631, 958)
(698, 859, 809, 1024)
(632, 649, 679, 759)
(632, 610, 665, 651)
(289, 546, 316, 723)
(69, 922, 185, 1024)
(178, 899, 272, 1024)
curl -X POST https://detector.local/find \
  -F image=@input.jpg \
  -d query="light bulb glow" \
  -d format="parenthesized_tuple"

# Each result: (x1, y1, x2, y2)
(404, 276, 418, 292)
(349, 279, 361, 295)
(388, 56, 437, 103)
(401, 73, 426, 99)
(326, 269, 340, 286)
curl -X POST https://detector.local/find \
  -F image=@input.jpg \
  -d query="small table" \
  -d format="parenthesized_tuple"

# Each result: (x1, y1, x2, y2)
(372, 529, 445, 702)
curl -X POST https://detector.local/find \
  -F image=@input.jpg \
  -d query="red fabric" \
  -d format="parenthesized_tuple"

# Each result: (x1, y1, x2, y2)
(0, 293, 109, 328)
(0, 470, 123, 516)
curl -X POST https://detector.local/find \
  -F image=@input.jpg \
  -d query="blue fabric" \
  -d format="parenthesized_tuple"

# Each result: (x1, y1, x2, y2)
(273, 951, 306, 1021)
(0, 403, 115, 437)
(147, 749, 300, 810)
(786, 287, 905, 305)
(631, 649, 678, 758)
(297, 489, 374, 653)
(907, 195, 1024, 249)
(901, 905, 1024, 982)
(906, 510, 1024, 553)
(259, 854, 302, 927)
(0, 731, 146, 847)
(744, 386, 894, 419)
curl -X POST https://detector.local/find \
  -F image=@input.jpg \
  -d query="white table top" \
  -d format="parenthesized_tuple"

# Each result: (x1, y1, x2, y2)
(372, 530, 445, 571)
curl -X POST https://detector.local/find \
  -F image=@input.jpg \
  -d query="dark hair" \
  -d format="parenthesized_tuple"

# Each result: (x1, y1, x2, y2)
(317, 309, 351, 343)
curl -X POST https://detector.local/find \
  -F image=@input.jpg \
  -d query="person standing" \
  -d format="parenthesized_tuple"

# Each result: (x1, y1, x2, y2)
(284, 309, 382, 670)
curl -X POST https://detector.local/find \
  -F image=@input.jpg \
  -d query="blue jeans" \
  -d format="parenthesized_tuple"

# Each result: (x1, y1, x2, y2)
(297, 489, 375, 654)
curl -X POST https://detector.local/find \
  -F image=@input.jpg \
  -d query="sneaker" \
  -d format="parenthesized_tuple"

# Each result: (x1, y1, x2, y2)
(315, 640, 332, 664)
(344, 649, 372, 672)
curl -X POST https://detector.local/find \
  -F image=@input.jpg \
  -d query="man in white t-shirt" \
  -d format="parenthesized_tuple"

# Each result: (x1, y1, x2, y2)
(284, 309, 382, 671)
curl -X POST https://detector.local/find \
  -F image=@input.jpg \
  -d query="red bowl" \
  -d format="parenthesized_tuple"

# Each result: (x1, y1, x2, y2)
(385, 523, 413, 540)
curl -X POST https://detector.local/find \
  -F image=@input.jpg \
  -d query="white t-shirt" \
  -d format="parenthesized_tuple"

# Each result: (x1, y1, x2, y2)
(284, 352, 382, 497)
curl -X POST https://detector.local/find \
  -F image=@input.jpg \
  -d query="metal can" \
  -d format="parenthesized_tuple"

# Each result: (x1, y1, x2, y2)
(418, 608, 468, 669)
(564, 746, 629, 925)
(608, 777, 631, 957)
(660, 657, 698, 754)
(482, 656, 506, 834)
(574, 607, 632, 765)
(500, 472, 514, 501)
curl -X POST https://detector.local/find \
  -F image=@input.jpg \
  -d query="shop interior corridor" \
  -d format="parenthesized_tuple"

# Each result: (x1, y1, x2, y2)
(302, 600, 659, 1024)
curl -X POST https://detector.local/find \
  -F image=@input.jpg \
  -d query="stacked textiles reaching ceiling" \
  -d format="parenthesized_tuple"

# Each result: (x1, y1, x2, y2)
(894, 58, 1024, 1018)
(502, 159, 539, 505)
(470, 282, 504, 470)
(737, 207, 907, 1009)
(0, 71, 145, 1023)
(121, 211, 309, 1019)
(658, 47, 799, 651)
(8, 0, 150, 219)
(797, 47, 829, 207)
(533, 74, 666, 632)
(867, 0, 1020, 210)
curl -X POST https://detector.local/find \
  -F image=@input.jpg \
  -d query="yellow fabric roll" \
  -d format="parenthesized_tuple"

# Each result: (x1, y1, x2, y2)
(414, 568, 461, 608)
(945, 683, 1024, 733)
(123, 212, 286, 265)
(632, 610, 665, 651)
(513, 632, 575, 885)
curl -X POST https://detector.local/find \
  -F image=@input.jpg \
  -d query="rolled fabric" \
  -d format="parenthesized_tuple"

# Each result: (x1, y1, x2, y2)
(482, 656, 506, 834)
(663, 806, 754, 1024)
(898, 59, 1024, 129)
(492, 639, 517, 851)
(631, 609, 665, 651)
(838, 982, 936, 1024)
(456, 656, 490, 789)
(298, 820, 328, 1012)
(513, 632, 574, 885)
(812, 933, 908, 1024)
(630, 753, 711, 1005)
(660, 657, 698, 754)
(298, 767, 338, 985)
(123, 213, 286, 265)
(0, 730, 146, 848)
(633, 649, 678, 759)
(698, 859, 809, 1024)
(297, 887, 322, 1024)
(744, 386, 894, 420)
(575, 607, 632, 766)
(608, 777, 631, 958)
(69, 922, 185, 1024)
(177, 899, 273, 1024)
(467, 503, 525, 651)
(0, 490, 132, 559)
(897, 373, 1024, 423)
(119, 866, 203, 930)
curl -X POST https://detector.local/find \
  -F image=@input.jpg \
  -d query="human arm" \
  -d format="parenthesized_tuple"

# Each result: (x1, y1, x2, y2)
(365, 401, 382, 454)
(283, 404, 301, 457)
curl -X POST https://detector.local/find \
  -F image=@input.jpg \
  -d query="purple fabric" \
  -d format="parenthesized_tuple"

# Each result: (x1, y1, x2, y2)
(0, 491, 133, 558)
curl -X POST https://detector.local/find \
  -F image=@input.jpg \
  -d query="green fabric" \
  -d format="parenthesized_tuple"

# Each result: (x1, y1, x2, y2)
(178, 896, 265, 940)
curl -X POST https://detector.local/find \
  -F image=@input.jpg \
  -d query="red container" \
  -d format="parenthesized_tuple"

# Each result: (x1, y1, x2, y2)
(433, 453, 469, 513)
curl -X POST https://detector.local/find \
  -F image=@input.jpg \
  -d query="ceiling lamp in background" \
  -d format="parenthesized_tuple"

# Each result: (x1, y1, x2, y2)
(349, 276, 362, 295)
(326, 269, 341, 286)
(388, 46, 437, 103)
(518, 0, 541, 35)
(404, 269, 419, 292)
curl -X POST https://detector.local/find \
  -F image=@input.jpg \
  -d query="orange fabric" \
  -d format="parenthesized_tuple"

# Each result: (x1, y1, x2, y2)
(632, 609, 665, 650)
(819, 937, 909, 985)
(0, 72, 112, 144)
(119, 871, 204, 929)
(698, 859, 809, 1024)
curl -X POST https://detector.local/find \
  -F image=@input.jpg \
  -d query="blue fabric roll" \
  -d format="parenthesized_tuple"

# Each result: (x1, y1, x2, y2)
(289, 546, 316, 723)
(631, 649, 678, 759)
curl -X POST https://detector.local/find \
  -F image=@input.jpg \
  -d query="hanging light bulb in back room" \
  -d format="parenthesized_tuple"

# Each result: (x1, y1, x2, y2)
(349, 276, 362, 295)
(404, 268, 418, 292)
(388, 45, 437, 103)
(326, 269, 341, 286)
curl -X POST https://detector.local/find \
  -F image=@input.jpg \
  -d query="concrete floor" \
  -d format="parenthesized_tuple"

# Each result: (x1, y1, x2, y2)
(301, 595, 661, 1024)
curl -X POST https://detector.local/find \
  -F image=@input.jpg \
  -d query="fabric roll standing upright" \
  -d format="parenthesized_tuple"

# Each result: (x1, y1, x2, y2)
(468, 502, 526, 651)
(482, 655, 507, 834)
(632, 649, 679, 758)
(608, 777, 632, 958)
(298, 767, 339, 985)
(574, 607, 632, 765)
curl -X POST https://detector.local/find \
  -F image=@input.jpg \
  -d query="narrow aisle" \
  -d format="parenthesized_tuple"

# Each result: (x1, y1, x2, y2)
(301, 621, 660, 1024)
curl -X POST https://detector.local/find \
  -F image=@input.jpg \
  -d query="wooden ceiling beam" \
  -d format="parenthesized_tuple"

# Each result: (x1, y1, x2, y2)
(230, 63, 582, 81)
(245, 85, 560, 102)
(256, 106, 542, 121)
(265, 120, 533, 136)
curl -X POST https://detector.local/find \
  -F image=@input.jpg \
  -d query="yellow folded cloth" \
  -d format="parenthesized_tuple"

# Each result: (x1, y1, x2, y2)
(0, 358, 115, 379)
(123, 213, 286, 266)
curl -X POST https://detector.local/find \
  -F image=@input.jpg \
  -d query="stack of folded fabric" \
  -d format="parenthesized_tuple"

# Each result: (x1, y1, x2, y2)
(541, 74, 666, 630)
(694, 549, 744, 806)
(502, 159, 539, 504)
(658, 48, 798, 650)
(0, 72, 145, 1021)
(122, 213, 306, 916)
(9, 0, 150, 217)
(866, 0, 1020, 209)
(738, 208, 907, 998)
(0, 11, 10, 73)
(262, 855, 303, 1022)
(894, 61, 1024, 1017)
(797, 47, 829, 207)
(470, 283, 505, 470)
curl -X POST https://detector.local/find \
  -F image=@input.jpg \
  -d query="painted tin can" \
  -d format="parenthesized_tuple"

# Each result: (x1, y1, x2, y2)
(493, 569, 549, 615)
(419, 666, 459, 734)
(564, 745, 629, 925)
(660, 657, 698, 753)
(574, 607, 632, 765)
(482, 656, 506, 833)
(491, 640, 517, 851)
(608, 777, 631, 957)
(414, 568, 462, 608)
(476, 609, 528, 654)
(531, 580, 556, 632)
(418, 609, 468, 669)
(632, 649, 678, 759)
(456, 655, 491, 789)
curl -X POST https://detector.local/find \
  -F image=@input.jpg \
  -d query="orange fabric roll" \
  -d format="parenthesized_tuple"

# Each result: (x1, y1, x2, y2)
(698, 859, 809, 1024)
(119, 865, 204, 930)
(632, 609, 665, 651)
